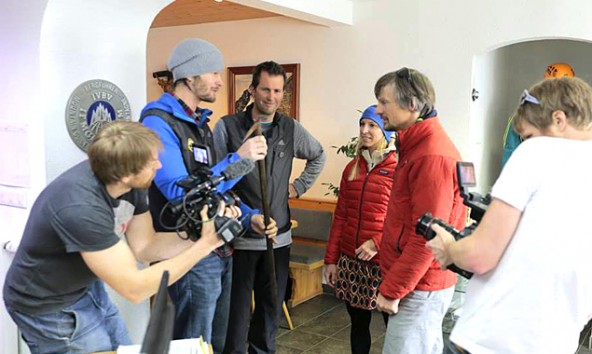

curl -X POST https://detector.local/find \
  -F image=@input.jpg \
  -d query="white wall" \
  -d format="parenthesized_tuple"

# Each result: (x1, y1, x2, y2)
(470, 48, 507, 193)
(42, 0, 173, 181)
(146, 13, 415, 200)
(1, 0, 173, 352)
(5, 0, 592, 352)
(147, 0, 592, 200)
(39, 0, 176, 343)
(0, 1, 49, 352)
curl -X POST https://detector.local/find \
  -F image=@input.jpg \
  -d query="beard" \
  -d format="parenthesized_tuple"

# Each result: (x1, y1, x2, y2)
(191, 81, 217, 103)
(132, 179, 153, 190)
(129, 173, 155, 190)
(254, 100, 278, 117)
(136, 180, 153, 190)
(198, 92, 216, 103)
(382, 118, 398, 132)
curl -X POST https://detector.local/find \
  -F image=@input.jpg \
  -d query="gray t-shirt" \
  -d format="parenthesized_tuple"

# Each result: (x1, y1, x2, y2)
(3, 161, 148, 315)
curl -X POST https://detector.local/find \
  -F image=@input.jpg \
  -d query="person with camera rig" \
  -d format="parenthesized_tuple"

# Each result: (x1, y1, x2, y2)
(373, 67, 466, 354)
(427, 77, 592, 354)
(140, 39, 277, 353)
(3, 121, 234, 354)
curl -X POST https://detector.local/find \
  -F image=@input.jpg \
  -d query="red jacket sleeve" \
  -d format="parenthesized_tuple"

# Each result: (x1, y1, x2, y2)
(324, 161, 353, 264)
(380, 156, 457, 299)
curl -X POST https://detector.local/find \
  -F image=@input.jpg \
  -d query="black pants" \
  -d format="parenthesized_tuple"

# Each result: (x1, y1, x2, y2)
(223, 246, 290, 354)
(346, 302, 389, 354)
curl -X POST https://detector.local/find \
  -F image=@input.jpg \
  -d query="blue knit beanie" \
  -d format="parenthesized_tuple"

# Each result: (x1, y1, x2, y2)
(168, 39, 224, 81)
(359, 105, 393, 142)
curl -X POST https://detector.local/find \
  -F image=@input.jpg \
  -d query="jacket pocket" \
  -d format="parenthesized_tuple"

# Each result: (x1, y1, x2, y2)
(396, 225, 405, 254)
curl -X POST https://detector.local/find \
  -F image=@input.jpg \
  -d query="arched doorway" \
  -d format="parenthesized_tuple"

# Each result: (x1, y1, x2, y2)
(469, 39, 592, 193)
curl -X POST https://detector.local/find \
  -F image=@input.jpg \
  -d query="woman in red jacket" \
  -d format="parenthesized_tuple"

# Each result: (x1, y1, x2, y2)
(324, 105, 397, 354)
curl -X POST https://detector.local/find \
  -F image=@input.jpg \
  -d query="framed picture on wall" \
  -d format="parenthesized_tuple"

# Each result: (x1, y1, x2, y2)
(227, 63, 300, 120)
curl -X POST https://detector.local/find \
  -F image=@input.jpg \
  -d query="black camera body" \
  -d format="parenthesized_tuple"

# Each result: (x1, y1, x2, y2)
(160, 157, 255, 243)
(415, 162, 491, 279)
(172, 169, 243, 243)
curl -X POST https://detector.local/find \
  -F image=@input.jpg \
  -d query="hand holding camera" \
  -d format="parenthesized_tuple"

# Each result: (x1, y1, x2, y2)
(425, 223, 455, 268)
(160, 154, 255, 243)
(196, 204, 225, 250)
(416, 162, 491, 279)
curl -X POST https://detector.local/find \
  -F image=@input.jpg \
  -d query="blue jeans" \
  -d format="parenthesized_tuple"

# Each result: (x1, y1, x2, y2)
(169, 252, 232, 354)
(7, 281, 131, 354)
(382, 286, 455, 354)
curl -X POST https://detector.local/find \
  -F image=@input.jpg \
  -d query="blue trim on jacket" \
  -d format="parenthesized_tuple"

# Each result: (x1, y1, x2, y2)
(141, 93, 257, 222)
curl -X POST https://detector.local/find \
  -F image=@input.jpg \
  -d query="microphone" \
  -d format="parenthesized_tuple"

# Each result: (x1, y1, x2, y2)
(170, 159, 255, 214)
(220, 158, 256, 181)
(190, 158, 255, 193)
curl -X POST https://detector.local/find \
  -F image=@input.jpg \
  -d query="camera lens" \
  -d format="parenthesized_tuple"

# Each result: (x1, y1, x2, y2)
(416, 213, 437, 241)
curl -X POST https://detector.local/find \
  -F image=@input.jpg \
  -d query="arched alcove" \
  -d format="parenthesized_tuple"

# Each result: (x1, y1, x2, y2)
(469, 38, 592, 193)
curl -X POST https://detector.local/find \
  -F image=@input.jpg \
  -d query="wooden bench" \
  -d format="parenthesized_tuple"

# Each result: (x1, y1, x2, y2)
(288, 198, 336, 307)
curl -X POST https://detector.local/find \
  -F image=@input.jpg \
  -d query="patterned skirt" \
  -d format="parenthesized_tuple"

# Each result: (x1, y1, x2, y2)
(334, 253, 382, 310)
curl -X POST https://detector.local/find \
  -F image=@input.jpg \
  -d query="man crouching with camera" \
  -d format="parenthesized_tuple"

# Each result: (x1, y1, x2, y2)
(427, 77, 592, 354)
(3, 121, 234, 354)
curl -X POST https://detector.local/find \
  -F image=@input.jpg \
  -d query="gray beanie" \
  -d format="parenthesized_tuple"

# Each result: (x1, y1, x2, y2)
(167, 39, 224, 81)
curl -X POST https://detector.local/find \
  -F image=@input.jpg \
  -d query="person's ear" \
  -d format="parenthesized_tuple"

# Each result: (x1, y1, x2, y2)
(120, 175, 132, 185)
(408, 98, 418, 112)
(551, 110, 568, 132)
(248, 85, 255, 95)
(182, 78, 193, 90)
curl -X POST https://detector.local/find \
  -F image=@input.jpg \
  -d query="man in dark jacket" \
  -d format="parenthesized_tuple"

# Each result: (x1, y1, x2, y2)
(141, 39, 277, 353)
(374, 68, 466, 354)
(214, 61, 326, 354)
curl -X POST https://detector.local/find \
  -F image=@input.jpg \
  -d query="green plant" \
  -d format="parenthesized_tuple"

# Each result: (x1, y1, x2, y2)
(321, 182, 340, 197)
(333, 136, 359, 159)
(323, 136, 358, 197)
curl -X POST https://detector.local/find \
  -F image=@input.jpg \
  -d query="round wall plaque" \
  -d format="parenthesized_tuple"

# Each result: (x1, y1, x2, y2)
(65, 79, 132, 151)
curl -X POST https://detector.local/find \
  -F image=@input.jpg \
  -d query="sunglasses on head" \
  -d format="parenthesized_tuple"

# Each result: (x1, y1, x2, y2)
(395, 67, 420, 98)
(519, 89, 540, 106)
(395, 67, 414, 86)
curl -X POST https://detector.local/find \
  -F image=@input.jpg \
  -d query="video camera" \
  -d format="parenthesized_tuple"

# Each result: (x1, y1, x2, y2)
(159, 144, 255, 243)
(415, 162, 491, 279)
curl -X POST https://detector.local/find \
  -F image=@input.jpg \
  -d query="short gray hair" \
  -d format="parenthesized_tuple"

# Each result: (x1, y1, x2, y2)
(374, 67, 436, 117)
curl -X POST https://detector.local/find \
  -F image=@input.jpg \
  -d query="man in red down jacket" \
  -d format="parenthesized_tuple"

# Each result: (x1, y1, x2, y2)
(374, 68, 466, 354)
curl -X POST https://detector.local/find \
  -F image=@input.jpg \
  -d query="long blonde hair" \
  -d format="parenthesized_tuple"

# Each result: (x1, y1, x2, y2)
(347, 137, 391, 181)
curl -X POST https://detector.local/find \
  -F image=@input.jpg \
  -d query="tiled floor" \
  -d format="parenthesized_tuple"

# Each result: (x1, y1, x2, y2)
(277, 294, 386, 354)
(277, 292, 592, 354)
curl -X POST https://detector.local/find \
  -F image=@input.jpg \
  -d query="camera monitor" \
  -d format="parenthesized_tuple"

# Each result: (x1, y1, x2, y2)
(457, 162, 476, 188)
(192, 143, 211, 167)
